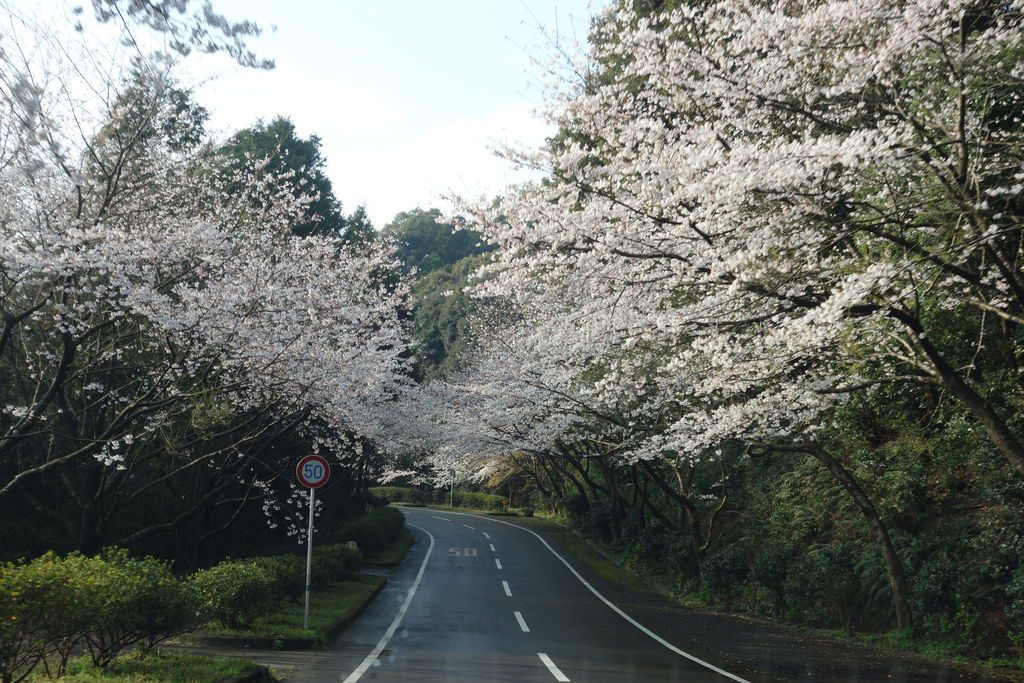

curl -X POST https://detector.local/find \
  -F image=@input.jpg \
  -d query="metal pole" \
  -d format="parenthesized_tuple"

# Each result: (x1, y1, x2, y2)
(450, 471, 454, 508)
(303, 487, 315, 631)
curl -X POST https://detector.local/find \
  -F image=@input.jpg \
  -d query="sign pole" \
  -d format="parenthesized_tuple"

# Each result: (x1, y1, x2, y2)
(304, 486, 315, 631)
(295, 453, 329, 633)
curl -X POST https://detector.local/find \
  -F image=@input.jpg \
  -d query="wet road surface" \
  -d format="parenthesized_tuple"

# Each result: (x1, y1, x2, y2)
(283, 508, 1004, 682)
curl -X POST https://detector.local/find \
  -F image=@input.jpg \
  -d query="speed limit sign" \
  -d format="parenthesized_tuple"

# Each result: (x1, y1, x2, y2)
(295, 455, 330, 631)
(296, 455, 331, 489)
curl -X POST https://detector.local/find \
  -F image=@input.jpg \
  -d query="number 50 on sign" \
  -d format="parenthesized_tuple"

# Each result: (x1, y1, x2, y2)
(296, 455, 330, 488)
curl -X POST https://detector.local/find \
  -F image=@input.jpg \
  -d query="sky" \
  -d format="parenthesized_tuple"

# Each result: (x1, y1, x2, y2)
(173, 1, 602, 227)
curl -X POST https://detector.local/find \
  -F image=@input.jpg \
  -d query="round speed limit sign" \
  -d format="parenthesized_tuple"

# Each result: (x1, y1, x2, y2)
(296, 455, 331, 489)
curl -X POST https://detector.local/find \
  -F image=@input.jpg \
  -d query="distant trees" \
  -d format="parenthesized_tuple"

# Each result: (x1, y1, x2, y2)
(217, 116, 367, 241)
(384, 208, 494, 379)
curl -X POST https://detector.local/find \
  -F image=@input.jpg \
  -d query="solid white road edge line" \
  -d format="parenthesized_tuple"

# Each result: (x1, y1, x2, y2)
(402, 508, 751, 683)
(495, 558, 503, 569)
(463, 524, 475, 529)
(502, 580, 512, 596)
(431, 516, 450, 521)
(538, 653, 570, 682)
(341, 523, 435, 683)
(515, 610, 531, 632)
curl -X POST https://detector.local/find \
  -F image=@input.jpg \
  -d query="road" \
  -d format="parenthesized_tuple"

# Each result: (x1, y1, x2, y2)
(287, 509, 999, 683)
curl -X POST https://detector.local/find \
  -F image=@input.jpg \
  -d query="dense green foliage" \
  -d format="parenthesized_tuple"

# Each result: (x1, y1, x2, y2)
(384, 208, 490, 276)
(384, 208, 494, 379)
(370, 486, 506, 511)
(0, 552, 197, 681)
(216, 117, 346, 239)
(332, 506, 405, 553)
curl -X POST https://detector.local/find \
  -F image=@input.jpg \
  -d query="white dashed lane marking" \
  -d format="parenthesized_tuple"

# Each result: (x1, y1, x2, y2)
(515, 611, 530, 633)
(538, 653, 570, 681)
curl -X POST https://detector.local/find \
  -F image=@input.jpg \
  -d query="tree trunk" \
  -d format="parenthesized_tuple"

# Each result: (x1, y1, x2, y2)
(807, 443, 913, 631)
(889, 307, 1024, 480)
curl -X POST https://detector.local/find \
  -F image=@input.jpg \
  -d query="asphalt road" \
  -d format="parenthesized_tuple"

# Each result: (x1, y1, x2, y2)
(288, 509, 1000, 683)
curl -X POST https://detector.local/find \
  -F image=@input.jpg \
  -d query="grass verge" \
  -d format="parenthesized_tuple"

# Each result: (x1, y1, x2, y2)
(27, 650, 270, 682)
(205, 574, 385, 641)
(363, 528, 414, 567)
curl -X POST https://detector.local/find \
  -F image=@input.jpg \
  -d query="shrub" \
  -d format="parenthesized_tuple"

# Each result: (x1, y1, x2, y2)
(85, 549, 198, 666)
(310, 544, 361, 586)
(784, 542, 861, 629)
(369, 486, 430, 505)
(586, 501, 617, 542)
(638, 521, 669, 565)
(250, 554, 306, 602)
(451, 491, 506, 511)
(0, 549, 199, 680)
(559, 493, 589, 522)
(189, 559, 279, 629)
(751, 544, 792, 615)
(0, 553, 75, 682)
(1004, 567, 1024, 653)
(3, 552, 109, 677)
(911, 554, 958, 626)
(701, 546, 749, 607)
(336, 506, 404, 553)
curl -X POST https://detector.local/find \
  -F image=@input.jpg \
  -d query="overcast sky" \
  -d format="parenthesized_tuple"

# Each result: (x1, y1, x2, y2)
(171, 1, 601, 227)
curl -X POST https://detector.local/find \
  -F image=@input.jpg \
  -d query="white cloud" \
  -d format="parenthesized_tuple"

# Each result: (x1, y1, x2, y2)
(191, 57, 550, 227)
(332, 101, 551, 226)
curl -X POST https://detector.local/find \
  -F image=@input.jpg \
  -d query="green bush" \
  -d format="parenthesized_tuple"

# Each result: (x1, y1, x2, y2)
(751, 544, 791, 615)
(370, 486, 430, 504)
(0, 552, 77, 682)
(664, 533, 699, 578)
(701, 546, 749, 607)
(586, 502, 617, 543)
(84, 549, 197, 666)
(0, 549, 199, 681)
(249, 554, 306, 602)
(336, 506, 404, 553)
(784, 542, 861, 629)
(451, 491, 505, 511)
(189, 559, 279, 629)
(310, 544, 361, 586)
(559, 493, 589, 521)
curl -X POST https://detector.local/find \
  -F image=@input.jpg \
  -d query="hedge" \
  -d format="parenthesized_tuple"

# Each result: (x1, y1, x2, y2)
(0, 539, 367, 681)
(370, 486, 429, 504)
(0, 551, 197, 682)
(370, 486, 506, 511)
(190, 559, 280, 630)
(335, 506, 404, 553)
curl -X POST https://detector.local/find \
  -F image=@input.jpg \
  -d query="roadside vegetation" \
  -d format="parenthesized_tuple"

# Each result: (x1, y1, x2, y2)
(371, 486, 506, 512)
(25, 651, 268, 683)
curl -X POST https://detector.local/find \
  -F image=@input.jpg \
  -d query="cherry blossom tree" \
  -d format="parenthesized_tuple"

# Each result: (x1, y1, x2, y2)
(0, 3, 417, 555)
(440, 0, 1024, 631)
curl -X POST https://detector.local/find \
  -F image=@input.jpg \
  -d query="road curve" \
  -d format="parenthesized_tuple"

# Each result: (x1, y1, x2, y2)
(293, 508, 739, 682)
(286, 509, 992, 683)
